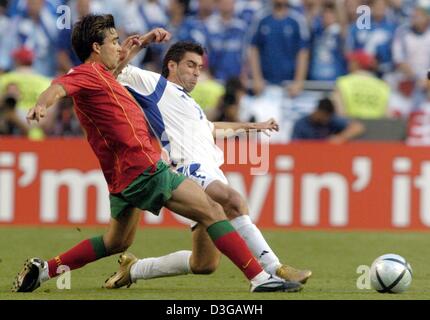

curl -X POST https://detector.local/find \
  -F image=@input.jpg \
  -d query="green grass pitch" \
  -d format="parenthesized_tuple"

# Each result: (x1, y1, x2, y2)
(0, 227, 429, 300)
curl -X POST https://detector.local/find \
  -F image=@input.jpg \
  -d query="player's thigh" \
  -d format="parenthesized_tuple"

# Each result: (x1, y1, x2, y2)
(165, 178, 225, 227)
(190, 224, 221, 273)
(103, 207, 141, 252)
(205, 180, 248, 216)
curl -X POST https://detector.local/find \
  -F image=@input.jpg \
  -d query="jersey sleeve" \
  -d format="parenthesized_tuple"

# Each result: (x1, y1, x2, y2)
(118, 65, 160, 96)
(52, 67, 100, 97)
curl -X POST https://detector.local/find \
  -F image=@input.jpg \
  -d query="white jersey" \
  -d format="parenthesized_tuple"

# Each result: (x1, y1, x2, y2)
(392, 24, 430, 81)
(118, 65, 224, 169)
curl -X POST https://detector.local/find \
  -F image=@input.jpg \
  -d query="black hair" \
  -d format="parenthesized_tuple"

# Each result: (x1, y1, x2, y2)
(162, 41, 205, 78)
(317, 98, 335, 115)
(71, 14, 116, 63)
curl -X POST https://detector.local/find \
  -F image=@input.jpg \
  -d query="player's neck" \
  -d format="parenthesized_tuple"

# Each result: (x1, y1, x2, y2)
(168, 77, 184, 89)
(85, 57, 109, 70)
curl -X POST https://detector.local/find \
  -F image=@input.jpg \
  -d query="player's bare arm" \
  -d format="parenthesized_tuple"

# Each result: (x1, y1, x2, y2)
(114, 28, 171, 77)
(213, 118, 279, 138)
(26, 84, 67, 123)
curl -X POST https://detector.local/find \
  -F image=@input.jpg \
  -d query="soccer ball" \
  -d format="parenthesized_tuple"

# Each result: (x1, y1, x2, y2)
(370, 254, 412, 293)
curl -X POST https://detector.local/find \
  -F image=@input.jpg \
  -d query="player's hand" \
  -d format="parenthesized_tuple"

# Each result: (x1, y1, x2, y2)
(255, 118, 279, 136)
(26, 105, 47, 124)
(139, 28, 171, 47)
(118, 29, 171, 66)
(119, 35, 141, 63)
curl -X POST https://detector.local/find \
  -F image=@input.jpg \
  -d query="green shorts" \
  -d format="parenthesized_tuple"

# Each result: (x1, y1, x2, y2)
(109, 160, 186, 219)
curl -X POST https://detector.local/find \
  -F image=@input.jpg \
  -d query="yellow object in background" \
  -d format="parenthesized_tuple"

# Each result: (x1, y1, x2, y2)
(0, 72, 51, 112)
(28, 126, 45, 140)
(191, 79, 225, 112)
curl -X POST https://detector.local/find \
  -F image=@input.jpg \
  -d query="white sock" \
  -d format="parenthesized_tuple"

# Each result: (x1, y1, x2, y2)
(230, 215, 281, 275)
(250, 270, 272, 287)
(130, 250, 192, 282)
(40, 261, 50, 283)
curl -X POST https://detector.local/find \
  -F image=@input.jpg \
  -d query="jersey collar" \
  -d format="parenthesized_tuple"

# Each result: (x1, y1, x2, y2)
(171, 82, 191, 97)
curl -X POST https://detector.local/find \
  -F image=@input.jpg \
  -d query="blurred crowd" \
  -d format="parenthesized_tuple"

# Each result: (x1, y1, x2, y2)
(1, 0, 430, 144)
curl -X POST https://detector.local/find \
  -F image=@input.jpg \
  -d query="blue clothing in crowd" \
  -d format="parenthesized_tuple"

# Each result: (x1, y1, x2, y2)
(57, 27, 81, 67)
(177, 16, 210, 48)
(206, 15, 247, 81)
(6, 0, 65, 17)
(309, 23, 346, 81)
(292, 115, 349, 140)
(6, 7, 59, 76)
(347, 17, 397, 74)
(250, 10, 310, 85)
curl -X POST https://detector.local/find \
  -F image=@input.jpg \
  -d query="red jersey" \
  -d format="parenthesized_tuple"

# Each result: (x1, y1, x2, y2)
(53, 62, 160, 193)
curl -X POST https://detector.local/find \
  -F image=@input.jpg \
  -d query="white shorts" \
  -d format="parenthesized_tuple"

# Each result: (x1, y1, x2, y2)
(175, 163, 228, 229)
(175, 163, 228, 190)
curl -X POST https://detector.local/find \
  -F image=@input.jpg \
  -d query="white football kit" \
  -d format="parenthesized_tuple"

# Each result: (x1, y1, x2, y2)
(118, 65, 228, 190)
(117, 66, 287, 279)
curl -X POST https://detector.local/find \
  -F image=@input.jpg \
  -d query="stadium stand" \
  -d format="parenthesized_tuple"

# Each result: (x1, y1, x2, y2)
(1, 0, 430, 144)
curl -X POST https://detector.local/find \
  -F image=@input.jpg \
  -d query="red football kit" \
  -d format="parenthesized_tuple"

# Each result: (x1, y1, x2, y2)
(53, 62, 160, 193)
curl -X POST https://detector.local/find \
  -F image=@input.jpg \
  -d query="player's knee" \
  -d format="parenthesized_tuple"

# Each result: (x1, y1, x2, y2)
(208, 200, 226, 220)
(195, 198, 226, 226)
(191, 260, 220, 275)
(104, 238, 131, 254)
(224, 192, 246, 217)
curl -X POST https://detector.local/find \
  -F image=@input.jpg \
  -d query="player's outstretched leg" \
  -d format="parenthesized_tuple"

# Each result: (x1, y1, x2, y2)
(231, 215, 312, 284)
(12, 236, 108, 293)
(206, 181, 312, 284)
(13, 211, 141, 292)
(105, 251, 303, 293)
(106, 179, 303, 293)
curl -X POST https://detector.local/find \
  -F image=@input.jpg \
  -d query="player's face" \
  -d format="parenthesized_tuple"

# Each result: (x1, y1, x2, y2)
(173, 52, 203, 92)
(99, 28, 122, 71)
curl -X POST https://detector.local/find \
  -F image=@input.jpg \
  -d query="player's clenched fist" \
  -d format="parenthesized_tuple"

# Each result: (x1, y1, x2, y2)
(140, 28, 171, 47)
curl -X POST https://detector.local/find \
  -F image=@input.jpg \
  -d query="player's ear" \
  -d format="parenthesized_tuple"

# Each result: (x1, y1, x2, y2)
(167, 60, 177, 75)
(92, 42, 102, 55)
